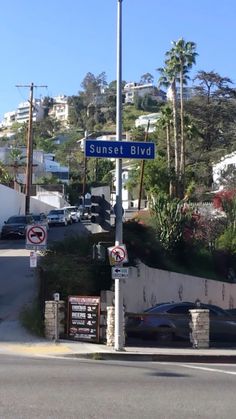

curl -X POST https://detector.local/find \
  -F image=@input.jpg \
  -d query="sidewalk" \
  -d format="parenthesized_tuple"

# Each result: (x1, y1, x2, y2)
(1, 338, 236, 363)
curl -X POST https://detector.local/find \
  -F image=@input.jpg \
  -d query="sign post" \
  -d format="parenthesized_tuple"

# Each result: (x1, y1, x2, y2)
(84, 1, 155, 351)
(53, 293, 60, 343)
(30, 250, 37, 268)
(26, 224, 47, 267)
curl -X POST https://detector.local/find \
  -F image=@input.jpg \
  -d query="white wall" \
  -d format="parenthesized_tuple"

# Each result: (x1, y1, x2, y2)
(0, 184, 56, 229)
(0, 184, 25, 228)
(122, 262, 236, 312)
(36, 192, 69, 209)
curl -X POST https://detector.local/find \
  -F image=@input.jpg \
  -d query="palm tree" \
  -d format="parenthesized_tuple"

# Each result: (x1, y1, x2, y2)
(157, 105, 173, 196)
(7, 148, 25, 184)
(158, 64, 179, 196)
(0, 161, 10, 184)
(166, 39, 198, 194)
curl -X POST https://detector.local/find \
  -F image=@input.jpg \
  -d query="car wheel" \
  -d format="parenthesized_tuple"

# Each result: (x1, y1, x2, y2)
(156, 328, 173, 343)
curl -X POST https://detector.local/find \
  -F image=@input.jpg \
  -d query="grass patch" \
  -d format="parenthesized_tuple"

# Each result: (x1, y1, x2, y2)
(20, 300, 45, 337)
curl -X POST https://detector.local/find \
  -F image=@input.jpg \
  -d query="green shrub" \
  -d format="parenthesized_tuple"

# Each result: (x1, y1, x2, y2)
(20, 300, 45, 337)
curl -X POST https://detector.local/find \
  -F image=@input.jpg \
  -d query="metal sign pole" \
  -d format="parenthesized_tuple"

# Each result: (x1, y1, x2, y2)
(53, 293, 60, 343)
(114, 0, 124, 351)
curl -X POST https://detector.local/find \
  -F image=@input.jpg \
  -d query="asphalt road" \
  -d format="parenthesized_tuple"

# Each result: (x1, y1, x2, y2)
(0, 220, 91, 342)
(0, 355, 235, 419)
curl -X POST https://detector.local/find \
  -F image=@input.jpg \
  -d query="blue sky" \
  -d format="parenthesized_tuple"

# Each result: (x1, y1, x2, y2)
(0, 0, 236, 121)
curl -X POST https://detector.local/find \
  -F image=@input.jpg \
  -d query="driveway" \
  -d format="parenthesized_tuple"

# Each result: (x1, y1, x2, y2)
(0, 220, 92, 342)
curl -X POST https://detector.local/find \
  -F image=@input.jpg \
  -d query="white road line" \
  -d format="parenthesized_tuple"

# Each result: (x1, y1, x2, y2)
(174, 363, 236, 376)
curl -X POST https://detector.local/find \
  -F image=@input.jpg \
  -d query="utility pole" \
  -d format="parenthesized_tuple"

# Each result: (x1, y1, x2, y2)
(16, 83, 47, 214)
(138, 120, 150, 211)
(114, 0, 124, 351)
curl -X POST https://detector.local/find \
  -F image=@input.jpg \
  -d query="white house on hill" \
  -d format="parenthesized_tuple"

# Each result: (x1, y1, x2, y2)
(212, 151, 236, 190)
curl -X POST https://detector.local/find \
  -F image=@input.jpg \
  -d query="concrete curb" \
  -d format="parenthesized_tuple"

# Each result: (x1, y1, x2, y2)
(59, 352, 236, 364)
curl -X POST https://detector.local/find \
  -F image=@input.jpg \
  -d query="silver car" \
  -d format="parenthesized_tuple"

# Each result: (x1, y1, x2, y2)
(31, 213, 49, 230)
(62, 206, 81, 223)
(47, 209, 71, 226)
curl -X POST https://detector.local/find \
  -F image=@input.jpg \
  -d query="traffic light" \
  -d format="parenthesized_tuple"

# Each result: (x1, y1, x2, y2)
(90, 195, 103, 224)
(90, 194, 110, 229)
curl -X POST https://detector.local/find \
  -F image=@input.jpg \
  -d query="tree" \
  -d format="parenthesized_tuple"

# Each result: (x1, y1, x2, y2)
(140, 73, 154, 85)
(158, 64, 179, 194)
(80, 71, 107, 105)
(166, 39, 198, 193)
(87, 158, 114, 184)
(32, 117, 61, 152)
(185, 71, 236, 187)
(7, 148, 25, 182)
(68, 95, 87, 128)
(130, 126, 146, 142)
(0, 161, 10, 184)
(194, 71, 233, 104)
(157, 105, 173, 196)
(42, 97, 54, 117)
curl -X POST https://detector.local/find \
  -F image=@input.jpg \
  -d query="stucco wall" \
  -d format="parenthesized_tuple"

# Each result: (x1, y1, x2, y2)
(0, 184, 55, 229)
(122, 262, 236, 312)
(35, 191, 69, 209)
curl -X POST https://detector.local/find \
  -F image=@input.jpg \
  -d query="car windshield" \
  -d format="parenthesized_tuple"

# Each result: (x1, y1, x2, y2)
(66, 207, 77, 213)
(6, 216, 27, 224)
(49, 210, 63, 215)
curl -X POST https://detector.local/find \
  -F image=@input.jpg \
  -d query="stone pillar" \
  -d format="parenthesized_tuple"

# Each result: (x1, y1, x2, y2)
(106, 305, 125, 347)
(44, 301, 65, 340)
(189, 309, 209, 349)
(106, 306, 115, 346)
(100, 291, 115, 342)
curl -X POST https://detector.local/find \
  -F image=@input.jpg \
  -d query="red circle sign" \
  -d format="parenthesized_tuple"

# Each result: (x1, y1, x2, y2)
(111, 246, 126, 263)
(27, 225, 46, 244)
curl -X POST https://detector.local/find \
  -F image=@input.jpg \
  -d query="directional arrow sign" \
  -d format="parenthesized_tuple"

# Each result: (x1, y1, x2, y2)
(112, 267, 129, 279)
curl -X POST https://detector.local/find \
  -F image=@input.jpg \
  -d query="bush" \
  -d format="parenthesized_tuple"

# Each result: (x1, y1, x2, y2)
(20, 300, 45, 337)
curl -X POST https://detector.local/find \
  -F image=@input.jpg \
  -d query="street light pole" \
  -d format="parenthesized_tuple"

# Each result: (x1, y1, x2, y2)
(25, 82, 34, 214)
(114, 0, 124, 351)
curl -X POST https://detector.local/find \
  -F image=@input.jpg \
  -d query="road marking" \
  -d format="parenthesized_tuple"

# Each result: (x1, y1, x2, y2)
(173, 363, 236, 376)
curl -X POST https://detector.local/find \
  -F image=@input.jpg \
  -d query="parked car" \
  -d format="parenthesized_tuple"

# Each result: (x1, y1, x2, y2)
(1, 214, 34, 239)
(31, 213, 49, 230)
(78, 205, 89, 220)
(47, 209, 71, 226)
(62, 206, 81, 223)
(126, 301, 236, 343)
